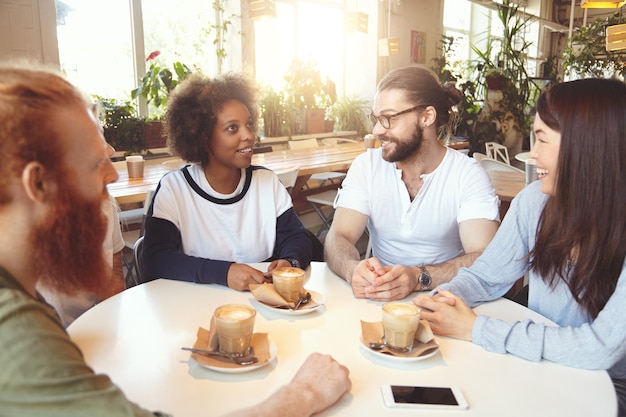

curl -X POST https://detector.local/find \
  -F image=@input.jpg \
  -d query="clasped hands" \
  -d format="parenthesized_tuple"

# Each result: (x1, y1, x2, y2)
(349, 257, 420, 301)
(413, 289, 476, 341)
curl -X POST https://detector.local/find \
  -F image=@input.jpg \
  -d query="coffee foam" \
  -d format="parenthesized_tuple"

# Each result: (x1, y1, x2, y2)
(384, 303, 420, 316)
(216, 305, 255, 321)
(273, 267, 304, 277)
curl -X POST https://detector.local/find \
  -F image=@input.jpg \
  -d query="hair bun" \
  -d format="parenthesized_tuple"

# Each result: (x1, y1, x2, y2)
(442, 81, 463, 107)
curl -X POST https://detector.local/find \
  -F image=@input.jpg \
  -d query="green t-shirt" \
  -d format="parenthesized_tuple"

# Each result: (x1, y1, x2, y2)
(0, 267, 170, 417)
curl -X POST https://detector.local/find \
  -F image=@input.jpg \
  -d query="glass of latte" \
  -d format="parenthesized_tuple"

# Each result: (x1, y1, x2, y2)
(382, 302, 421, 352)
(272, 267, 305, 303)
(213, 304, 256, 356)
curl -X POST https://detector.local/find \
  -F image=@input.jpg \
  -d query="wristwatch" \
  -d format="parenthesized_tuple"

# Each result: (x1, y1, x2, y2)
(418, 266, 432, 291)
(285, 258, 301, 269)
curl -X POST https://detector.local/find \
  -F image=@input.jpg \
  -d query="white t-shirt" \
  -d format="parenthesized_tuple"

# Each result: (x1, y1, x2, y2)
(335, 147, 499, 266)
(152, 164, 293, 263)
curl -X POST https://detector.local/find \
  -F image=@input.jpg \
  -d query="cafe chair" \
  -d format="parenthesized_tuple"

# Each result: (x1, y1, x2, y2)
(132, 235, 145, 285)
(275, 167, 300, 195)
(306, 189, 339, 238)
(479, 158, 524, 174)
(485, 142, 511, 165)
(472, 152, 488, 162)
(288, 138, 346, 187)
(121, 189, 155, 287)
(321, 138, 359, 146)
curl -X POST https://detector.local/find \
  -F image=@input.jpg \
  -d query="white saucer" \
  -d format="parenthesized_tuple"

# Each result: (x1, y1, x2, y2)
(257, 290, 325, 316)
(360, 337, 439, 363)
(196, 341, 278, 374)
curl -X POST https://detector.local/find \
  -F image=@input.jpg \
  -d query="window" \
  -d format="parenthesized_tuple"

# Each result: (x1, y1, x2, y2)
(56, 0, 375, 116)
(442, 0, 541, 80)
(56, 0, 135, 100)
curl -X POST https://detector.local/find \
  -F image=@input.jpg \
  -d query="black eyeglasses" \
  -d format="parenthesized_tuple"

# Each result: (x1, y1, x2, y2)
(368, 105, 424, 129)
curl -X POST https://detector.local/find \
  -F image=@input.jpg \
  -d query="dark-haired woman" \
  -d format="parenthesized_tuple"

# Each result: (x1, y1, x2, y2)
(414, 78, 626, 414)
(142, 72, 312, 290)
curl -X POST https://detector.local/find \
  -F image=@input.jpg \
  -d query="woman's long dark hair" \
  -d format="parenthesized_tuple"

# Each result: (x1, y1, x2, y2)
(529, 78, 626, 319)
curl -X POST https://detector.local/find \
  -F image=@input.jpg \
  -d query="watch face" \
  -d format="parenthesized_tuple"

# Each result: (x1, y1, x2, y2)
(420, 269, 432, 289)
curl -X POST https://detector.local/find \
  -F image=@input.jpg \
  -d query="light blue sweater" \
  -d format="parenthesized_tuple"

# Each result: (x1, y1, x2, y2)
(438, 181, 626, 378)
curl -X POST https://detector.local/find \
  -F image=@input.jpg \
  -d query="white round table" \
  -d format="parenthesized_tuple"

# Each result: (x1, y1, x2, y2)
(68, 262, 616, 417)
(514, 151, 531, 162)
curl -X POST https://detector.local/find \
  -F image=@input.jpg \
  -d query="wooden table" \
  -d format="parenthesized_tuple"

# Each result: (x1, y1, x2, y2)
(252, 142, 367, 198)
(68, 262, 616, 417)
(488, 170, 526, 203)
(108, 162, 169, 206)
(487, 170, 527, 220)
(108, 143, 367, 206)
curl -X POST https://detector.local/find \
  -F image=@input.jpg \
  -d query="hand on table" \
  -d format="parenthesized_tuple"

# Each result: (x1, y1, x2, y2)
(413, 289, 476, 341)
(227, 352, 351, 417)
(226, 263, 266, 291)
(289, 353, 352, 416)
(350, 258, 419, 301)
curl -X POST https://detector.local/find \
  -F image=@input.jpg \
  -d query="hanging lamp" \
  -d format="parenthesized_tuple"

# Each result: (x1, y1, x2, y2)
(345, 11, 369, 33)
(607, 23, 626, 51)
(248, 0, 276, 20)
(378, 0, 400, 56)
(581, 0, 626, 8)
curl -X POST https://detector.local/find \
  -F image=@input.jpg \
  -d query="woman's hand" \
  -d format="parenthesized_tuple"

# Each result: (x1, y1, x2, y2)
(226, 263, 266, 291)
(265, 259, 292, 280)
(413, 289, 476, 341)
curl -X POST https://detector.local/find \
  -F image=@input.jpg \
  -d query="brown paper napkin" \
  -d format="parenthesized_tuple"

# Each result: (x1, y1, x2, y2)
(249, 282, 320, 310)
(189, 325, 270, 369)
(360, 319, 439, 358)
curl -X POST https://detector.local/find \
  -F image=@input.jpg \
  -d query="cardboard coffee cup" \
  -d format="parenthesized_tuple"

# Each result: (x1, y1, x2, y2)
(363, 134, 377, 149)
(272, 267, 305, 303)
(126, 155, 144, 179)
(214, 304, 256, 356)
(382, 302, 421, 352)
(525, 158, 538, 184)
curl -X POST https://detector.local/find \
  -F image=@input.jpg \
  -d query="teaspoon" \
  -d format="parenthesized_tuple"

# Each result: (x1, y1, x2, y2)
(293, 291, 312, 310)
(181, 347, 259, 365)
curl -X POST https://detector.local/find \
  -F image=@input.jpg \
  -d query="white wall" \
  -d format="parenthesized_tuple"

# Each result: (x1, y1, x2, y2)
(375, 0, 444, 82)
(0, 0, 59, 66)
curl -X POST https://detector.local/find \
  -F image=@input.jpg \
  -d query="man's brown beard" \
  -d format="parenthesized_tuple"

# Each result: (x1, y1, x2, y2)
(381, 122, 424, 163)
(31, 182, 111, 297)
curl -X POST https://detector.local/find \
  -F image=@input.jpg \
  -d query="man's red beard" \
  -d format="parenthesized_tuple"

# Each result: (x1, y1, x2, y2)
(31, 182, 111, 297)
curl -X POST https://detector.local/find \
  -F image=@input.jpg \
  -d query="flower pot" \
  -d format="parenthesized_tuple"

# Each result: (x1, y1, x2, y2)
(144, 121, 166, 149)
(486, 76, 507, 91)
(325, 120, 336, 133)
(306, 108, 326, 134)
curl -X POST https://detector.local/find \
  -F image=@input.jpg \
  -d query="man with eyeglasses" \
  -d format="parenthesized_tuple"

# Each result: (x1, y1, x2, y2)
(325, 65, 500, 301)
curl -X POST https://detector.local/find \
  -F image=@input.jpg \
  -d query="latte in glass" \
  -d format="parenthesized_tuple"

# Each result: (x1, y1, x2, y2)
(214, 304, 256, 356)
(272, 267, 305, 303)
(382, 302, 421, 352)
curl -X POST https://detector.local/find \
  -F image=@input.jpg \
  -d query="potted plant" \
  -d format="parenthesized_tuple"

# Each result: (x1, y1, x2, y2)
(462, 0, 534, 155)
(96, 96, 147, 156)
(131, 50, 194, 119)
(259, 86, 285, 138)
(431, 35, 461, 85)
(327, 95, 371, 138)
(130, 51, 195, 151)
(563, 13, 626, 79)
(282, 59, 336, 134)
